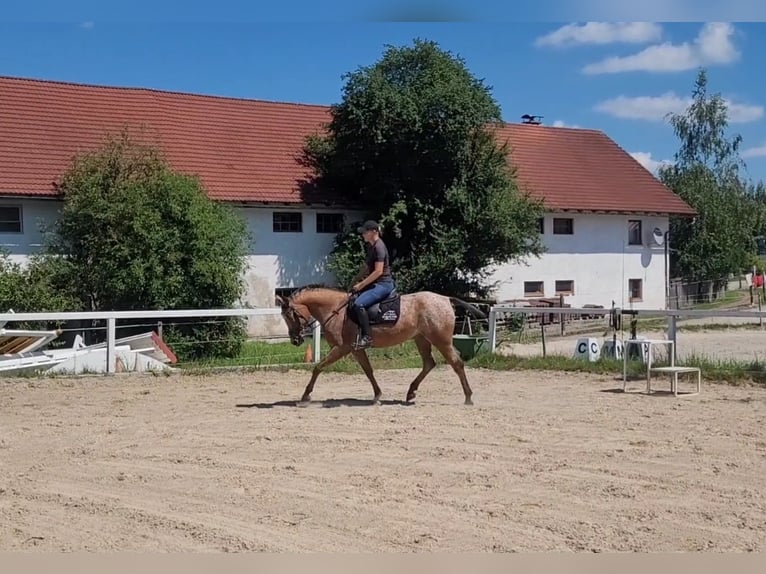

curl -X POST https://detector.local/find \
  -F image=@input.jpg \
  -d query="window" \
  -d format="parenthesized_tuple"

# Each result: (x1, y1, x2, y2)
(537, 217, 544, 233)
(0, 205, 22, 233)
(555, 280, 574, 295)
(316, 213, 344, 234)
(629, 279, 643, 302)
(628, 219, 642, 245)
(273, 212, 302, 233)
(524, 281, 544, 297)
(553, 218, 573, 235)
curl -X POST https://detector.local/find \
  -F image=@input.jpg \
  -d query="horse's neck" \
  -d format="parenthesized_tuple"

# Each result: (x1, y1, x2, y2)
(295, 290, 346, 321)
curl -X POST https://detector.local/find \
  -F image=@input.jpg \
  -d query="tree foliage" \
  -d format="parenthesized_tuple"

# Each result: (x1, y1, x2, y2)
(33, 130, 251, 360)
(0, 249, 81, 333)
(303, 39, 545, 298)
(659, 68, 759, 282)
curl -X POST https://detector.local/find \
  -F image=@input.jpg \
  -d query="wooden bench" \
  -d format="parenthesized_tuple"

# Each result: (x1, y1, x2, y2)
(648, 366, 701, 397)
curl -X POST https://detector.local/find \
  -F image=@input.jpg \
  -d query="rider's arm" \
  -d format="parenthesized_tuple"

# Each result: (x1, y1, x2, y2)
(354, 261, 383, 292)
(354, 242, 386, 291)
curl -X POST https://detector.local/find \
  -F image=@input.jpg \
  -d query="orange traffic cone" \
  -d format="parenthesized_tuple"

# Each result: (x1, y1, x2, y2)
(304, 344, 313, 363)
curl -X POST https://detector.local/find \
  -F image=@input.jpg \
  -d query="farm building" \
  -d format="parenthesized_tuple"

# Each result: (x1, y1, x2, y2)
(0, 76, 695, 336)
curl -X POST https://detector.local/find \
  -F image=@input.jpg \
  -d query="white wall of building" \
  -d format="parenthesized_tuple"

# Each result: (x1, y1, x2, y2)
(0, 198, 62, 264)
(0, 197, 365, 337)
(487, 212, 669, 310)
(1, 199, 670, 338)
(236, 205, 364, 336)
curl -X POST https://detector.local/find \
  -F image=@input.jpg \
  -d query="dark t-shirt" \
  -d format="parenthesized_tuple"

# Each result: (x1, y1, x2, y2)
(365, 238, 393, 283)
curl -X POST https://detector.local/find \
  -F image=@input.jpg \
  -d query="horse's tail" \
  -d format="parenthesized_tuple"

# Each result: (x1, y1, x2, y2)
(448, 297, 487, 319)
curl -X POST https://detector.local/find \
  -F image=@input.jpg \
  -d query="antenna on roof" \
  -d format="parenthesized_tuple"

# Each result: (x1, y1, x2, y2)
(521, 114, 543, 125)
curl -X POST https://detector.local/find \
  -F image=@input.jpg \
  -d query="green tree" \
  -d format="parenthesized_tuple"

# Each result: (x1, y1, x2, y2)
(37, 129, 251, 360)
(0, 249, 80, 332)
(302, 39, 545, 298)
(659, 68, 758, 282)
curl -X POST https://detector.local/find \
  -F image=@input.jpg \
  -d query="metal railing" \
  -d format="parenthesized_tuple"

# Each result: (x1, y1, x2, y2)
(0, 307, 322, 373)
(486, 305, 766, 355)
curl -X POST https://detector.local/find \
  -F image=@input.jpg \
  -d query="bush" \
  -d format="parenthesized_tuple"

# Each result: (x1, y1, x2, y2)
(30, 129, 252, 360)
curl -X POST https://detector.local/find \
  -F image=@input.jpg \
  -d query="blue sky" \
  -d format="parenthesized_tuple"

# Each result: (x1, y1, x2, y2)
(2, 16, 766, 182)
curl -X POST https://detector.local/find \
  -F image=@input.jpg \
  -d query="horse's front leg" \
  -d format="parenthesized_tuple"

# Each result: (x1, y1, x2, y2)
(299, 344, 352, 406)
(352, 349, 383, 403)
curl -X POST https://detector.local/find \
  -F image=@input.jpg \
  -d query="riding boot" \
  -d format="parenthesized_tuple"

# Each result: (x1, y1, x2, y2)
(354, 306, 373, 349)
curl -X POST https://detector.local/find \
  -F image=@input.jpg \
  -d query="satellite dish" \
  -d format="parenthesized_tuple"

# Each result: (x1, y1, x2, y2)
(652, 227, 665, 245)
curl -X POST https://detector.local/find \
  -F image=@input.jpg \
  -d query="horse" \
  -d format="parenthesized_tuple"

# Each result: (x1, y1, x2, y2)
(275, 284, 486, 406)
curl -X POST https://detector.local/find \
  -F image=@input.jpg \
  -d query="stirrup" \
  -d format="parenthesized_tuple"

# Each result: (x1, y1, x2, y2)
(353, 333, 372, 350)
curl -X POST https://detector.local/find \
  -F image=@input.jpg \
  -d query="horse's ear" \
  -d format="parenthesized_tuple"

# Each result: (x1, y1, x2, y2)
(275, 295, 286, 308)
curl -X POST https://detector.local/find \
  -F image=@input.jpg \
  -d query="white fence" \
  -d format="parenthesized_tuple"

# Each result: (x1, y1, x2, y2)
(486, 304, 766, 357)
(0, 307, 322, 373)
(7, 302, 766, 375)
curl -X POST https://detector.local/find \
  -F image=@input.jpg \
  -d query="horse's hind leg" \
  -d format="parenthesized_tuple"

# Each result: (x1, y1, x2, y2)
(352, 349, 383, 404)
(405, 335, 437, 403)
(432, 338, 473, 405)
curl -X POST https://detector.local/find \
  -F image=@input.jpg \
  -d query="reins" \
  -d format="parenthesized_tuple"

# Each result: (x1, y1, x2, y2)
(290, 295, 352, 333)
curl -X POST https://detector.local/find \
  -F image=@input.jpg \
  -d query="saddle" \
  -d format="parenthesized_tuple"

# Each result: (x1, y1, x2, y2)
(349, 289, 402, 327)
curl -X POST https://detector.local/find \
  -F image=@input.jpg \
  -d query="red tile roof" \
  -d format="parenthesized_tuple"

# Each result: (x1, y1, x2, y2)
(0, 76, 332, 204)
(493, 123, 695, 215)
(0, 76, 695, 215)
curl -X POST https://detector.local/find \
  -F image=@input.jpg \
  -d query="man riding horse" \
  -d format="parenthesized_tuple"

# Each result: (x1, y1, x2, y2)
(349, 220, 396, 350)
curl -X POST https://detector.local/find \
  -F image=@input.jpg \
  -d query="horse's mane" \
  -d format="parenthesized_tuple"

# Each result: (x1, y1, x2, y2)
(289, 283, 346, 299)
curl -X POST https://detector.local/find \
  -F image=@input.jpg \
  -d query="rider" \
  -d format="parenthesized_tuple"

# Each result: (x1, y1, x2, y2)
(350, 220, 395, 349)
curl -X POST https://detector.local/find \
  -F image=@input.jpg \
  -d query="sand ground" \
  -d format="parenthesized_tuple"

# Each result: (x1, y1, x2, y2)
(1, 365, 765, 552)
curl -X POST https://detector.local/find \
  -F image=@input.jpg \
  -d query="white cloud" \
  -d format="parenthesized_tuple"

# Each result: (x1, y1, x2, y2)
(582, 22, 739, 74)
(630, 151, 674, 174)
(558, 0, 765, 21)
(742, 145, 766, 159)
(552, 119, 582, 128)
(535, 22, 662, 47)
(594, 91, 763, 123)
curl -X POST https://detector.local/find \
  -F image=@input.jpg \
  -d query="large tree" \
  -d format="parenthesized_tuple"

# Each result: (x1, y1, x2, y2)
(36, 129, 251, 360)
(302, 39, 545, 298)
(659, 68, 758, 282)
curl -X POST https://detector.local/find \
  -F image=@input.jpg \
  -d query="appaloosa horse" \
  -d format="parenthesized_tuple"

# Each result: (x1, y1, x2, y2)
(275, 284, 485, 406)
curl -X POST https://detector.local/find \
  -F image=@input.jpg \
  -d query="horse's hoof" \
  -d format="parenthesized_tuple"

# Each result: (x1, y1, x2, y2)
(372, 395, 382, 405)
(297, 398, 311, 408)
(405, 393, 416, 403)
(464, 398, 474, 406)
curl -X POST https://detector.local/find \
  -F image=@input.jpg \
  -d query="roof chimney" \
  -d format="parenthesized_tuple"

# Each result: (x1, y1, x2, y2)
(521, 114, 543, 125)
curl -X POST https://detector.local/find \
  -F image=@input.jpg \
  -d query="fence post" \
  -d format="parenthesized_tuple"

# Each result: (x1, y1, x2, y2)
(312, 321, 321, 363)
(488, 307, 497, 353)
(668, 314, 677, 364)
(559, 294, 565, 335)
(106, 317, 116, 374)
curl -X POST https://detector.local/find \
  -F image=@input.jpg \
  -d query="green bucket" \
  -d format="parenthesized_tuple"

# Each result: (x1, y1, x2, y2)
(452, 334, 488, 361)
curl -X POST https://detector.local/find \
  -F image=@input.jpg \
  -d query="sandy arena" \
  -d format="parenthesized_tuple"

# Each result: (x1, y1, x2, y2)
(1, 365, 766, 552)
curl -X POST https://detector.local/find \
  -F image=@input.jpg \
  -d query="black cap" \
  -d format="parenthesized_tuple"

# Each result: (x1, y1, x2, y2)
(357, 220, 379, 233)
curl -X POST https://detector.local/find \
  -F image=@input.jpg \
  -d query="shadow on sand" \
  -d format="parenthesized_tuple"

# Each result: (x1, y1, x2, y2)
(235, 397, 414, 409)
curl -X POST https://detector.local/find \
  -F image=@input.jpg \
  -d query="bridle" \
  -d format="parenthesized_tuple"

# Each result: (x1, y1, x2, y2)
(282, 296, 351, 340)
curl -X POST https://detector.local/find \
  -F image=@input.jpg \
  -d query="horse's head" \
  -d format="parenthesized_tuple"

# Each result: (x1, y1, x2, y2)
(276, 294, 311, 346)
